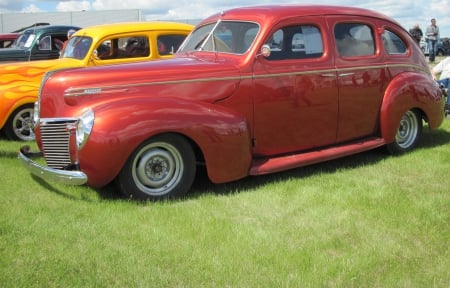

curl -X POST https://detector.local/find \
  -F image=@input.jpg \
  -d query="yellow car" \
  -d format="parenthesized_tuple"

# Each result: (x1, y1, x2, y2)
(0, 21, 193, 141)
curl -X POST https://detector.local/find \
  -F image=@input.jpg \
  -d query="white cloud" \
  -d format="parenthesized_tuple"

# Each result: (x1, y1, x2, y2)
(56, 1, 91, 12)
(21, 4, 43, 13)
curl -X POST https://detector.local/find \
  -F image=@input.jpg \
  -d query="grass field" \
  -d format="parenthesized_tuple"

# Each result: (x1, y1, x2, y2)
(1, 118, 449, 287)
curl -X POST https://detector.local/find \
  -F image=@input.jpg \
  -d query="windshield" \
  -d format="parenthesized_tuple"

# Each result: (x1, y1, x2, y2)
(60, 36, 93, 60)
(11, 31, 36, 49)
(178, 20, 259, 55)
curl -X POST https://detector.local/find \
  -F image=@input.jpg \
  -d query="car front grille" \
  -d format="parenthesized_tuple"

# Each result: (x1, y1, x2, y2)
(40, 119, 77, 169)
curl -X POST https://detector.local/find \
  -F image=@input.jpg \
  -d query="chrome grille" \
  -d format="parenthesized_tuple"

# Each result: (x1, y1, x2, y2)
(40, 119, 77, 169)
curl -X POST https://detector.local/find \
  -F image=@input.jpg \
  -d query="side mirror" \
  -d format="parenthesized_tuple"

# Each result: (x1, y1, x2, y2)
(259, 44, 271, 58)
(91, 50, 99, 62)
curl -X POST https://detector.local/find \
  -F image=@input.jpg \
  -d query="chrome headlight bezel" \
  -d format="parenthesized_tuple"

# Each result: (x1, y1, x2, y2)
(33, 101, 40, 128)
(76, 108, 95, 149)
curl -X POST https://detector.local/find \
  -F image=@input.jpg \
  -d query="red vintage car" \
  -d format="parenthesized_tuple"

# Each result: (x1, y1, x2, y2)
(19, 5, 445, 200)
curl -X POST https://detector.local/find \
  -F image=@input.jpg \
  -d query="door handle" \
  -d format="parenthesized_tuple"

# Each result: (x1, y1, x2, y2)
(338, 72, 355, 77)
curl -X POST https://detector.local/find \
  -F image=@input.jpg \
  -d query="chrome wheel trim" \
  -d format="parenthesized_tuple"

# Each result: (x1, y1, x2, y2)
(131, 142, 184, 196)
(12, 107, 35, 141)
(395, 110, 418, 149)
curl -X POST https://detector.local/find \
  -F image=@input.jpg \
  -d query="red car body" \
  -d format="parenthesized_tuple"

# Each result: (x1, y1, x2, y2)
(20, 5, 445, 200)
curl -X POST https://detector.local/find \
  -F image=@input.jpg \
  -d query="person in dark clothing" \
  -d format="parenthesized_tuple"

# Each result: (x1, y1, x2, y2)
(409, 23, 423, 46)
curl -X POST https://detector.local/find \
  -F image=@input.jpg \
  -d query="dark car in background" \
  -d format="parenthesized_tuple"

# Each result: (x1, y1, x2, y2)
(0, 24, 81, 62)
(420, 37, 450, 56)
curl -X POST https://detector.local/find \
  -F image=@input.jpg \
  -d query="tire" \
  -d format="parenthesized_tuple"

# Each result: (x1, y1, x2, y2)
(4, 104, 35, 141)
(117, 134, 196, 201)
(386, 110, 422, 154)
(437, 49, 444, 56)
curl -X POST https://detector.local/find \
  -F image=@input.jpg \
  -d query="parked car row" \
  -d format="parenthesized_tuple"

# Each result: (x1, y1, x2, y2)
(0, 21, 193, 141)
(420, 37, 450, 56)
(0, 25, 82, 62)
(15, 5, 445, 201)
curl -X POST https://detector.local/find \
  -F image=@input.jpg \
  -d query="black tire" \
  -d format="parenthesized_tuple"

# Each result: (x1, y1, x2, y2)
(117, 134, 196, 201)
(4, 104, 35, 141)
(437, 49, 444, 56)
(386, 110, 422, 154)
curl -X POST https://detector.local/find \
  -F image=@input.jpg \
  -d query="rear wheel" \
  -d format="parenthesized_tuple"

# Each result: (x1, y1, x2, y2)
(117, 134, 196, 201)
(386, 110, 422, 154)
(4, 104, 35, 141)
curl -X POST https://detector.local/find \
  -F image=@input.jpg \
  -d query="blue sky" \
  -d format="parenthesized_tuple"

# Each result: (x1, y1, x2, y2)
(1, 0, 450, 37)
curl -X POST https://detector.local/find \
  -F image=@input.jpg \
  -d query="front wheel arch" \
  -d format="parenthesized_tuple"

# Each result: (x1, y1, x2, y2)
(386, 109, 422, 154)
(116, 133, 196, 201)
(4, 104, 35, 141)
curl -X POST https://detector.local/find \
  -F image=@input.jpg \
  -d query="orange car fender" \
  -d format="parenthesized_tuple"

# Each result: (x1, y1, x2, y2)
(0, 94, 36, 129)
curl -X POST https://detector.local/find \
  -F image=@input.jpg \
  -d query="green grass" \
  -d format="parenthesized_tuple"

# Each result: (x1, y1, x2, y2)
(1, 119, 449, 287)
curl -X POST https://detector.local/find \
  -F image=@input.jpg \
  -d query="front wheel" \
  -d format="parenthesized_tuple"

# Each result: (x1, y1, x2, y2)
(386, 110, 422, 154)
(117, 134, 196, 201)
(4, 104, 35, 141)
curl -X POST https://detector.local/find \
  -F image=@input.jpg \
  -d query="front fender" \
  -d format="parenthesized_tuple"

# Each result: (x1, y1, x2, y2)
(0, 59, 66, 128)
(380, 72, 444, 143)
(79, 98, 252, 187)
(0, 93, 37, 129)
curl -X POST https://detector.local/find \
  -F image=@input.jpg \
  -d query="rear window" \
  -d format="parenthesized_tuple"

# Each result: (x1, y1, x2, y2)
(334, 23, 375, 57)
(382, 30, 407, 54)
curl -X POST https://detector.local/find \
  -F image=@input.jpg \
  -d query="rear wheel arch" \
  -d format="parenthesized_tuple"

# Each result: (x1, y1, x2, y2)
(380, 73, 435, 142)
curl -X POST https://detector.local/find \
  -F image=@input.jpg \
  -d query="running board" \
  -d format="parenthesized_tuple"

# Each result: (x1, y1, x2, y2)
(249, 137, 386, 175)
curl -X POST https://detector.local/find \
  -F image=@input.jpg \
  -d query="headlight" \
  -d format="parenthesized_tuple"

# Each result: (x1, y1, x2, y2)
(76, 109, 95, 149)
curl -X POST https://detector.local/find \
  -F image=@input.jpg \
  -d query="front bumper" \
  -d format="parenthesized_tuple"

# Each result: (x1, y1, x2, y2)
(18, 146, 87, 185)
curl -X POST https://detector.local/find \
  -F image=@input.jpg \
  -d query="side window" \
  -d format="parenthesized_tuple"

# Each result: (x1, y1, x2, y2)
(382, 30, 407, 54)
(97, 36, 149, 59)
(123, 36, 150, 58)
(53, 35, 66, 51)
(157, 34, 187, 55)
(335, 23, 375, 57)
(38, 35, 51, 51)
(265, 25, 323, 60)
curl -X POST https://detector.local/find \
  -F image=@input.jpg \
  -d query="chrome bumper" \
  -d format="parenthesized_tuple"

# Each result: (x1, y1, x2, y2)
(18, 146, 87, 186)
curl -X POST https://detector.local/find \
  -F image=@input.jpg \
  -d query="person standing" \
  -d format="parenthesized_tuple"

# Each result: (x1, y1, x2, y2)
(426, 18, 439, 63)
(409, 23, 423, 46)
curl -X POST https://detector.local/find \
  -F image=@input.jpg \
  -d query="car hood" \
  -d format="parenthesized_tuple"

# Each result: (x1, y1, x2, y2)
(50, 55, 243, 105)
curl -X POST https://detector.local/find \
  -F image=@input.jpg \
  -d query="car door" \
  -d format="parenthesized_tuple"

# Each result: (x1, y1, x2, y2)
(328, 17, 387, 143)
(252, 17, 338, 156)
(31, 34, 63, 60)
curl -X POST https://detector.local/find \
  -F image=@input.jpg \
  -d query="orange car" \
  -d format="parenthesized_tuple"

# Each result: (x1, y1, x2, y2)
(0, 21, 193, 141)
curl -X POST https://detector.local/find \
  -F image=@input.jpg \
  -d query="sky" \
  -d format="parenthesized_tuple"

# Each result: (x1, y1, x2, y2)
(1, 0, 450, 37)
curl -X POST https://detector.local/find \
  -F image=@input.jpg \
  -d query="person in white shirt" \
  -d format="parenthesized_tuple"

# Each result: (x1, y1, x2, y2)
(431, 57, 450, 110)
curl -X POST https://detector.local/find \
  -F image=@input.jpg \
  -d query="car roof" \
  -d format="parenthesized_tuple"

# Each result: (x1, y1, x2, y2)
(202, 4, 401, 27)
(0, 33, 20, 39)
(72, 22, 194, 39)
(22, 25, 82, 34)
